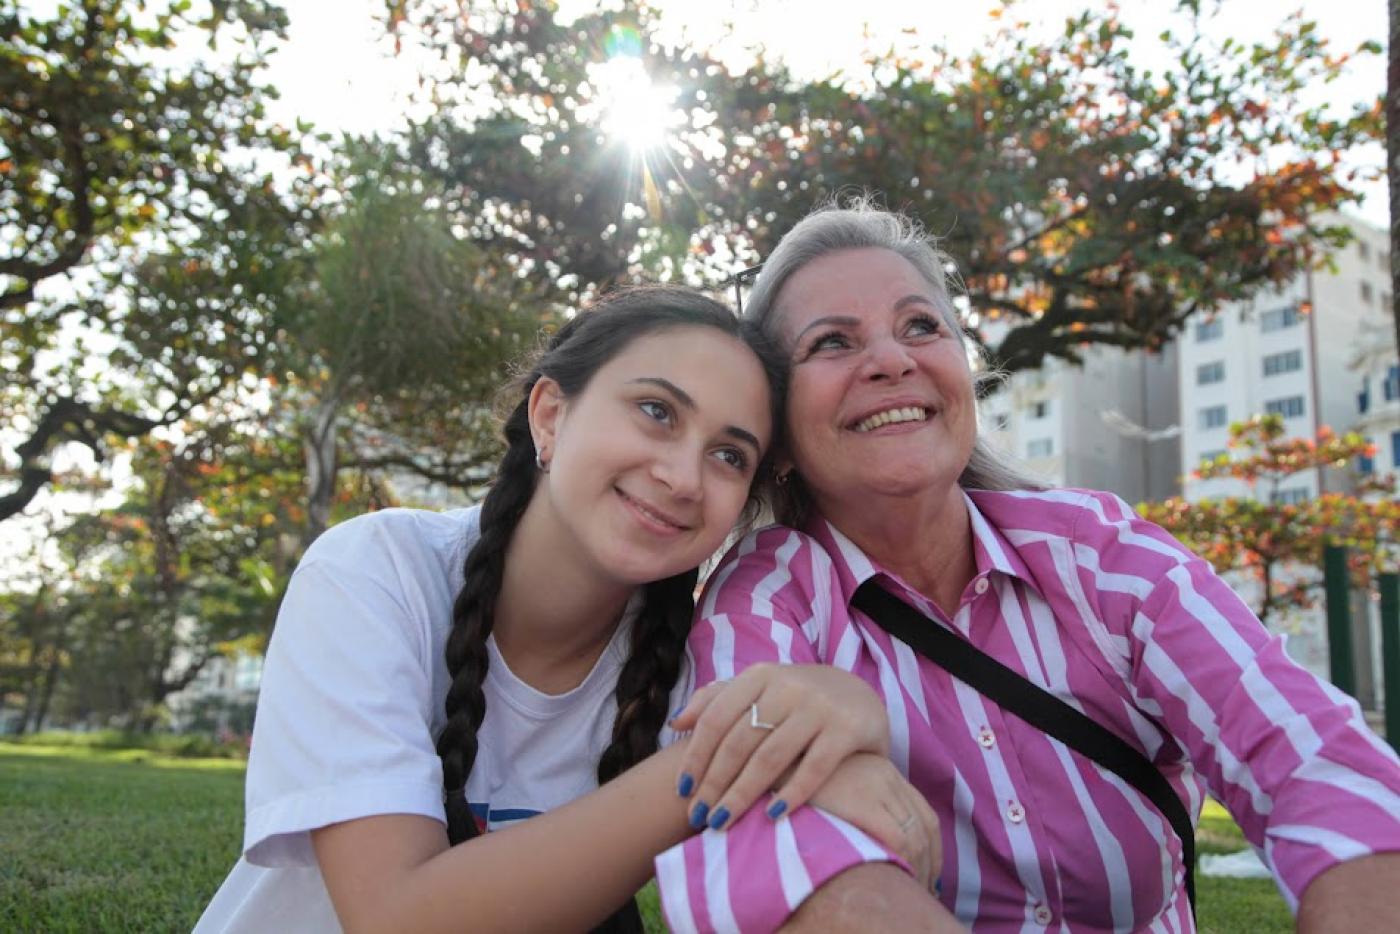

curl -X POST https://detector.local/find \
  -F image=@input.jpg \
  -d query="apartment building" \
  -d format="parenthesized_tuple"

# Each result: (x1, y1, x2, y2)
(980, 342, 1181, 505)
(1177, 216, 1391, 503)
(1173, 214, 1391, 696)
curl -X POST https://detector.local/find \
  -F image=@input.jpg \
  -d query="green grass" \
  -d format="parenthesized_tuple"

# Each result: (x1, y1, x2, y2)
(0, 743, 245, 933)
(1, 742, 1290, 932)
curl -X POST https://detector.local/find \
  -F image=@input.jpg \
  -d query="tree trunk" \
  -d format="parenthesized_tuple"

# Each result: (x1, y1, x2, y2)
(1390, 0, 1400, 356)
(304, 395, 340, 545)
(1257, 559, 1276, 628)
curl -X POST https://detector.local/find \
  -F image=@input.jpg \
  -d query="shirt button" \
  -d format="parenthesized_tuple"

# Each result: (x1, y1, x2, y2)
(974, 577, 989, 595)
(1033, 904, 1053, 925)
(977, 727, 996, 749)
(1006, 801, 1025, 824)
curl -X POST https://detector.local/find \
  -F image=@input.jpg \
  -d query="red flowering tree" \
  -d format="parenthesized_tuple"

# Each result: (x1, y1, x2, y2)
(1140, 415, 1399, 627)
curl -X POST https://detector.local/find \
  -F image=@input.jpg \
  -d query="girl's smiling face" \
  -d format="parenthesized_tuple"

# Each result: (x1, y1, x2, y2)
(530, 325, 772, 586)
(773, 247, 976, 518)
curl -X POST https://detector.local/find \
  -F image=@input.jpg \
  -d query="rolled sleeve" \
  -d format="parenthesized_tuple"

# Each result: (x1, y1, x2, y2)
(243, 521, 449, 867)
(656, 802, 905, 934)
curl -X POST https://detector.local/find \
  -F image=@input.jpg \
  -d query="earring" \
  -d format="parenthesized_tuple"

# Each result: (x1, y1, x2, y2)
(535, 451, 550, 473)
(775, 470, 791, 486)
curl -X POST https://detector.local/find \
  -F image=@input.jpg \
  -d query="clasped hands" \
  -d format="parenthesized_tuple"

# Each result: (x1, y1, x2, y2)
(669, 663, 941, 893)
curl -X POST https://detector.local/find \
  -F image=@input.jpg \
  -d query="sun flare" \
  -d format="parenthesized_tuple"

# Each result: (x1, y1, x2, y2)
(592, 56, 681, 152)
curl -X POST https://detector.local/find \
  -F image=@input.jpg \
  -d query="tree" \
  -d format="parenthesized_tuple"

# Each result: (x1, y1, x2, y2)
(1140, 415, 1399, 628)
(385, 0, 1380, 378)
(286, 140, 547, 541)
(0, 411, 366, 731)
(1, 0, 315, 520)
(1388, 0, 1399, 359)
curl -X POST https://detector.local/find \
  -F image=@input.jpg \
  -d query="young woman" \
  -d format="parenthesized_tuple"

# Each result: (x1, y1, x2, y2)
(196, 286, 931, 933)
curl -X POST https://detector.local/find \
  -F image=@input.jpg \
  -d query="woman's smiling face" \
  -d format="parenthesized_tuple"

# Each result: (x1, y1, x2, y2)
(772, 247, 976, 518)
(531, 324, 772, 587)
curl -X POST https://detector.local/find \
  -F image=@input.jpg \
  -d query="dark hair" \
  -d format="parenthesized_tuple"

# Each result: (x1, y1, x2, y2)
(435, 285, 784, 931)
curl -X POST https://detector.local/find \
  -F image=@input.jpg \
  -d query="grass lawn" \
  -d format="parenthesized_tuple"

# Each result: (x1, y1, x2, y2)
(1, 742, 1290, 932)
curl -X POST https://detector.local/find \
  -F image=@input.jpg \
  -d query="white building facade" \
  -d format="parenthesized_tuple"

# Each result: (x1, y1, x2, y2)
(1173, 214, 1392, 701)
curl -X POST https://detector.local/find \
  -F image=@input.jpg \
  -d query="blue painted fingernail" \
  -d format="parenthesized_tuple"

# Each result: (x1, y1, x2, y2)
(688, 802, 710, 829)
(707, 806, 731, 830)
(677, 773, 694, 797)
(668, 705, 687, 722)
(766, 799, 788, 820)
(934, 876, 943, 894)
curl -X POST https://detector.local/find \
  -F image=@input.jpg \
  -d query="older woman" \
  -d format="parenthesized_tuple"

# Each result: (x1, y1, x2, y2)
(656, 201, 1400, 932)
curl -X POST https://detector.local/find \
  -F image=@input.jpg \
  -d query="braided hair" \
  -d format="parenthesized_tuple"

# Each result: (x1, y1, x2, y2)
(435, 285, 785, 931)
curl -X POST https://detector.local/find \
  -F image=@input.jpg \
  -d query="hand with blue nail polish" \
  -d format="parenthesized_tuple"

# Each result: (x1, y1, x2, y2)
(669, 663, 891, 840)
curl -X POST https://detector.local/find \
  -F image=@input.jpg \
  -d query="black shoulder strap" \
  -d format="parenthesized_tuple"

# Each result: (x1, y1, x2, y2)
(852, 580, 1196, 917)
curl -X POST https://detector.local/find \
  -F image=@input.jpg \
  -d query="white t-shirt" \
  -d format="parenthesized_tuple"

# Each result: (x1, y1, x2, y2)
(195, 506, 674, 932)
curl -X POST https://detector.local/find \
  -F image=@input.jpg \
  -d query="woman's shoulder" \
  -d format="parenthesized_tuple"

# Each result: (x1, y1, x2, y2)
(705, 523, 837, 598)
(967, 487, 1141, 540)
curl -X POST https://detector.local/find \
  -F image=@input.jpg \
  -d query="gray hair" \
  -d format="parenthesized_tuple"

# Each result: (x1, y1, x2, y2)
(746, 195, 1045, 526)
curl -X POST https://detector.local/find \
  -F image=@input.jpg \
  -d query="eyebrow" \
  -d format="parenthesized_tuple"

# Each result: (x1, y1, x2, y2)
(790, 295, 937, 344)
(628, 377, 763, 453)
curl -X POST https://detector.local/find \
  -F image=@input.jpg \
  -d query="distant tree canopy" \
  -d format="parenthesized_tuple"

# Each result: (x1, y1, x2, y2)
(1, 0, 313, 520)
(1141, 416, 1398, 628)
(387, 0, 1382, 375)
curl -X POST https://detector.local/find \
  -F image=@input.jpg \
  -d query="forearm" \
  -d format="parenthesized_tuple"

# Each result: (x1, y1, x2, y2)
(1296, 852, 1400, 933)
(320, 742, 692, 934)
(779, 863, 965, 933)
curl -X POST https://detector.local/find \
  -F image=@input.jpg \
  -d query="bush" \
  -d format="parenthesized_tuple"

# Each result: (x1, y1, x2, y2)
(6, 729, 249, 760)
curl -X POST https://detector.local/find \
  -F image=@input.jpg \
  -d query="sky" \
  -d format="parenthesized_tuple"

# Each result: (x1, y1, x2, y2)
(260, 0, 1389, 225)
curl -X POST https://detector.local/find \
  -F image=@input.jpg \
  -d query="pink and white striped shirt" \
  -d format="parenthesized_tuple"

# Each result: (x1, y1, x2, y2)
(655, 488, 1400, 933)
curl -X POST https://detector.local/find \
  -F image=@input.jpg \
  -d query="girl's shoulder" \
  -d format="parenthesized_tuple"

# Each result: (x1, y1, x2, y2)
(300, 506, 482, 578)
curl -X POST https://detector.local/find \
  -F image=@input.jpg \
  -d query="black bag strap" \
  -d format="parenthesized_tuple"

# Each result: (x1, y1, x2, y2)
(852, 580, 1196, 917)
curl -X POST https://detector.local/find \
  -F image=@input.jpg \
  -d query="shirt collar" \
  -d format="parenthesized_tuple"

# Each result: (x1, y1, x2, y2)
(803, 490, 1039, 611)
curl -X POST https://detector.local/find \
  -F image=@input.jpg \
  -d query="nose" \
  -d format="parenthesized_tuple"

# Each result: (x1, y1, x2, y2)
(861, 334, 916, 382)
(652, 444, 704, 501)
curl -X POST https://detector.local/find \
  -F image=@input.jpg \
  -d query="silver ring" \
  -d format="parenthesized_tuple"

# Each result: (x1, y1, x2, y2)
(749, 702, 777, 731)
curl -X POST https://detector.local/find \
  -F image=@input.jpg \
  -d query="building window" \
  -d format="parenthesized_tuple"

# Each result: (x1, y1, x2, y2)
(1262, 350, 1302, 377)
(1359, 376, 1371, 414)
(1385, 365, 1400, 402)
(1270, 487, 1309, 506)
(1359, 241, 1371, 261)
(1361, 282, 1374, 304)
(1265, 396, 1306, 419)
(1392, 430, 1400, 468)
(1027, 438, 1054, 458)
(1199, 405, 1228, 430)
(1196, 361, 1226, 385)
(1260, 305, 1300, 332)
(1198, 449, 1227, 466)
(1195, 317, 1224, 342)
(1357, 453, 1374, 475)
(1029, 400, 1050, 419)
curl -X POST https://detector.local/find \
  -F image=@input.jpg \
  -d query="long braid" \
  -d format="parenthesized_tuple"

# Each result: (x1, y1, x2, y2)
(597, 568, 697, 783)
(437, 398, 538, 844)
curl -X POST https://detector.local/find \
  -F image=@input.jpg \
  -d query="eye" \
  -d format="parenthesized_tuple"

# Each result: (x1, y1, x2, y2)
(638, 400, 672, 424)
(712, 447, 749, 472)
(805, 330, 851, 355)
(904, 314, 944, 338)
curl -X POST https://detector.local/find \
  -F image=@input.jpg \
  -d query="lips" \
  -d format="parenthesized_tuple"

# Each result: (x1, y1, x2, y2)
(851, 405, 930, 433)
(615, 487, 690, 533)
